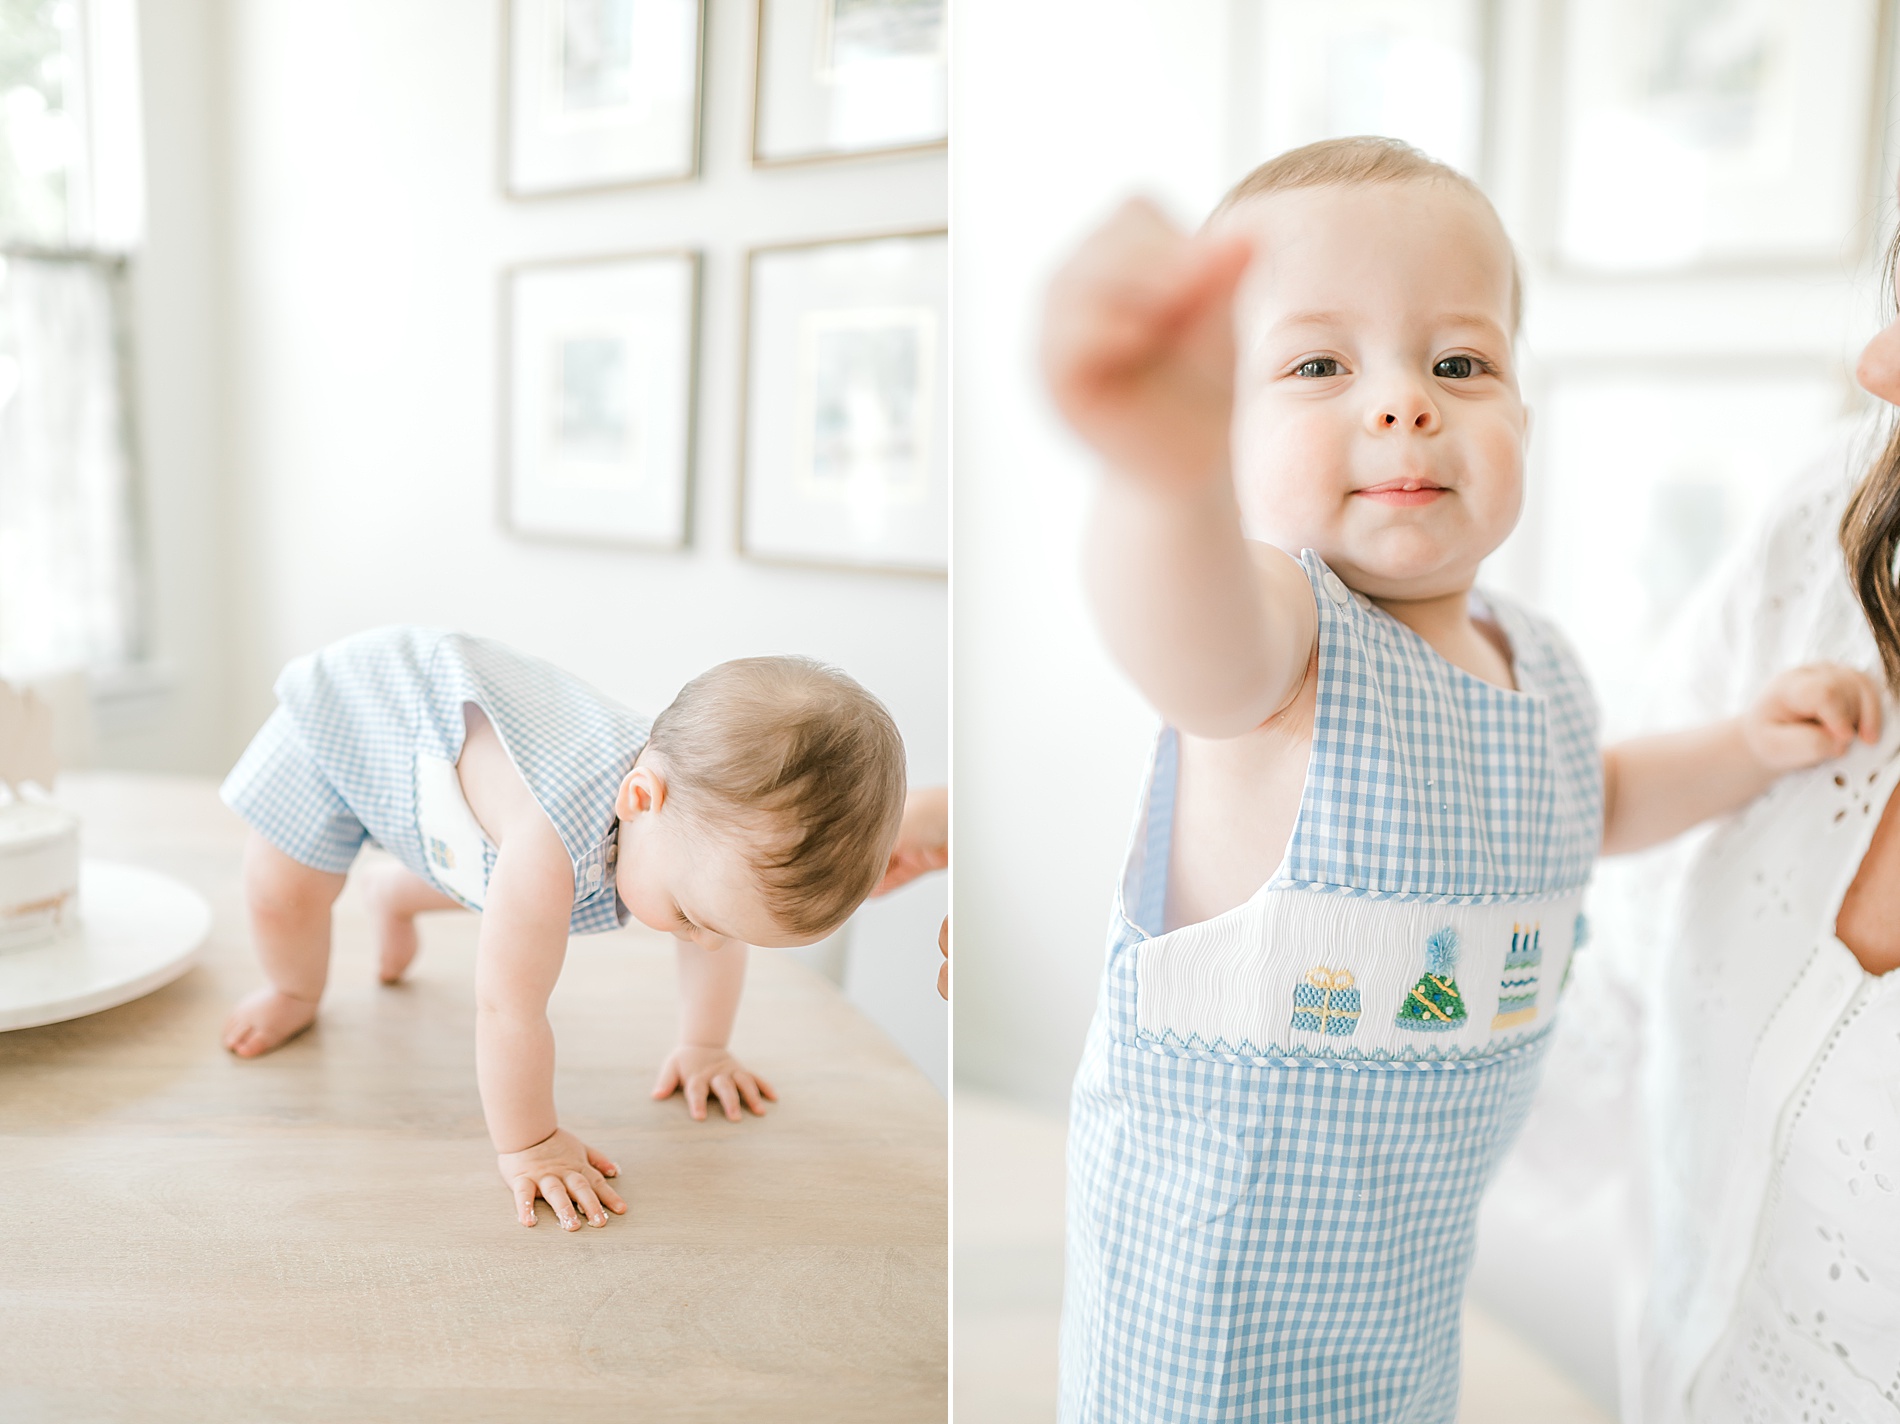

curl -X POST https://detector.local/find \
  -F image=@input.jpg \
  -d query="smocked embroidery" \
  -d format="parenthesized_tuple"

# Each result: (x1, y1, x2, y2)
(1491, 922, 1542, 1030)
(1396, 926, 1468, 1032)
(1290, 966, 1361, 1037)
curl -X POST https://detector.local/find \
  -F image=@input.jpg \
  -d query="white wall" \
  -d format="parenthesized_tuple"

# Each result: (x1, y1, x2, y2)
(952, 0, 1243, 1111)
(99, 0, 230, 772)
(114, 0, 948, 1089)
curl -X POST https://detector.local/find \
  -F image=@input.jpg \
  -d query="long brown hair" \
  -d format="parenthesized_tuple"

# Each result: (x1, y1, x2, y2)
(1844, 226, 1900, 696)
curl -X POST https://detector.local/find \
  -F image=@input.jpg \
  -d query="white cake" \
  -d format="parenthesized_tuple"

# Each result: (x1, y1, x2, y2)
(0, 798, 79, 952)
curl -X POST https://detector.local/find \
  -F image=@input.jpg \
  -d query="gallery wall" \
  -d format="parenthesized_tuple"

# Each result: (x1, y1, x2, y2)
(111, 0, 949, 1090)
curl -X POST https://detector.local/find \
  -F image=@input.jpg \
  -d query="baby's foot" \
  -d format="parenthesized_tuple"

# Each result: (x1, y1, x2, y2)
(222, 987, 318, 1057)
(363, 865, 422, 984)
(375, 911, 420, 985)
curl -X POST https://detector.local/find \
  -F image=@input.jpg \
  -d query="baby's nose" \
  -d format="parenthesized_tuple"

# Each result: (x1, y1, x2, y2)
(1373, 399, 1439, 433)
(1381, 408, 1434, 430)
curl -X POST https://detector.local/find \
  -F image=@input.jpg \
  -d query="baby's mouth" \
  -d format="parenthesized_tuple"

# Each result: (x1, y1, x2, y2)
(1354, 478, 1447, 507)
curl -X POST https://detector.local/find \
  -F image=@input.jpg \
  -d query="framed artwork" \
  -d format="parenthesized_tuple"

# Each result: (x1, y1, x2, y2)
(1553, 0, 1886, 272)
(739, 230, 947, 574)
(1250, 0, 1490, 178)
(752, 0, 947, 166)
(501, 0, 705, 197)
(501, 251, 700, 551)
(1491, 362, 1855, 729)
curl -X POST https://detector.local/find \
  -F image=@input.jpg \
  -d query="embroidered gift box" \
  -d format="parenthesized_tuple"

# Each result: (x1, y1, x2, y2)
(1290, 967, 1361, 1037)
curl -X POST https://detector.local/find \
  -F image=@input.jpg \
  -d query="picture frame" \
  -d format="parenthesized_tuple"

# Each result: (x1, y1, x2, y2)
(501, 0, 706, 198)
(738, 229, 947, 575)
(1248, 0, 1493, 180)
(1550, 0, 1890, 273)
(751, 0, 948, 167)
(500, 251, 701, 552)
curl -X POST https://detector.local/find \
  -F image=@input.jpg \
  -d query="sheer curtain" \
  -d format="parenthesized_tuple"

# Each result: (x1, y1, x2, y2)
(0, 253, 140, 676)
(0, 0, 145, 682)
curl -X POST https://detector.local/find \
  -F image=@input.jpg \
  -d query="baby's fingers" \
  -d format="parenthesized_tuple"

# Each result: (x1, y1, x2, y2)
(650, 1059, 682, 1102)
(564, 1172, 609, 1228)
(1852, 670, 1884, 743)
(588, 1169, 628, 1216)
(585, 1143, 620, 1179)
(512, 1178, 538, 1228)
(537, 1174, 581, 1231)
(711, 1073, 742, 1122)
(1756, 719, 1848, 771)
(735, 1072, 774, 1116)
(685, 1074, 710, 1121)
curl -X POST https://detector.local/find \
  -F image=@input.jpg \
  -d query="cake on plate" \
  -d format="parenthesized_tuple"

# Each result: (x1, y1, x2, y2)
(0, 797, 79, 951)
(0, 677, 73, 953)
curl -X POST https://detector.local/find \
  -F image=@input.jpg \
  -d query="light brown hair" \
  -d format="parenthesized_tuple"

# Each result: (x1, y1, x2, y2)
(1207, 136, 1523, 332)
(1844, 226, 1900, 696)
(645, 656, 906, 937)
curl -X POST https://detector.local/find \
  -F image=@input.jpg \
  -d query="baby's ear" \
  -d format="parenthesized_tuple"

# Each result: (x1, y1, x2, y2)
(618, 764, 667, 817)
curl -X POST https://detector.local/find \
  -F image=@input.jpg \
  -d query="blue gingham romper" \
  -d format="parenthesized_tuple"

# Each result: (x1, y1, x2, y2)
(1061, 551, 1603, 1423)
(220, 626, 649, 934)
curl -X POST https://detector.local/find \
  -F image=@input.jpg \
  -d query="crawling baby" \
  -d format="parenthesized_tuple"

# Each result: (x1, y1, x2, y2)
(218, 626, 905, 1229)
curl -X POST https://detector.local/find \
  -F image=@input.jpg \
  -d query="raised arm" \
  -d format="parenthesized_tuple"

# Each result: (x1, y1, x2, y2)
(1603, 663, 1883, 855)
(1044, 198, 1315, 738)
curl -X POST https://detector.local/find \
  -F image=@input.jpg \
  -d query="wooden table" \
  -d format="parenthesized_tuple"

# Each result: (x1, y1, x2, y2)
(0, 775, 946, 1423)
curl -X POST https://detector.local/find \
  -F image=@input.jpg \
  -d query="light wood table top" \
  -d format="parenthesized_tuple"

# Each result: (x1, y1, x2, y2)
(0, 774, 946, 1423)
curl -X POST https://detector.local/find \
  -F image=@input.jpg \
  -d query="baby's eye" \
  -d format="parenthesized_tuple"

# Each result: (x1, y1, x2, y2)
(1433, 355, 1476, 379)
(1294, 358, 1342, 378)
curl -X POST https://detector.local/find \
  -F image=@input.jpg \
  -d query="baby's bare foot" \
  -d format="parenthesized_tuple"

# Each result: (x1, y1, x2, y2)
(222, 987, 318, 1057)
(375, 911, 419, 985)
(363, 864, 422, 984)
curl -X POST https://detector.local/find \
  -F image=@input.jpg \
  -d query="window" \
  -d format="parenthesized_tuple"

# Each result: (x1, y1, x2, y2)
(0, 0, 145, 681)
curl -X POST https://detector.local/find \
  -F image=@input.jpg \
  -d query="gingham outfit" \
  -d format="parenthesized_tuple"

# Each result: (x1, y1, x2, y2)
(1061, 550, 1604, 1423)
(220, 626, 649, 935)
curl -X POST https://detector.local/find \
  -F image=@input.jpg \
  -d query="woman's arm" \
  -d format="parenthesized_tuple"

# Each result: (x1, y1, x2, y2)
(1045, 198, 1315, 737)
(1603, 663, 1884, 855)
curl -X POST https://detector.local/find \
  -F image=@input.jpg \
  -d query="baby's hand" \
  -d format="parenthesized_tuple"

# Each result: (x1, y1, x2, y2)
(1041, 197, 1253, 491)
(652, 1044, 778, 1122)
(1742, 664, 1883, 772)
(496, 1126, 627, 1231)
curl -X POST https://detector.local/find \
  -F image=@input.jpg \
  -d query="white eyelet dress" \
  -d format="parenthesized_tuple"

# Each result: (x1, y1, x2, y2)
(1060, 551, 1604, 1423)
(220, 626, 649, 934)
(1618, 418, 1900, 1424)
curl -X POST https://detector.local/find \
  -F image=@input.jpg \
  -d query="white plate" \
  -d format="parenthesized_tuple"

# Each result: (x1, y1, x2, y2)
(0, 859, 212, 1031)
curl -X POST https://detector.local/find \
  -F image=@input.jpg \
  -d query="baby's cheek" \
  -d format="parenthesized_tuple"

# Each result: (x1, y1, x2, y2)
(1232, 405, 1347, 542)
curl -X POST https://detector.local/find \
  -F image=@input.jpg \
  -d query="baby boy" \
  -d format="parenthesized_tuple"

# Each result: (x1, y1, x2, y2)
(218, 626, 906, 1230)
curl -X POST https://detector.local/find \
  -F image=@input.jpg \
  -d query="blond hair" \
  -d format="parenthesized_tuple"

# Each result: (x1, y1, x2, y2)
(1209, 136, 1522, 332)
(645, 656, 906, 937)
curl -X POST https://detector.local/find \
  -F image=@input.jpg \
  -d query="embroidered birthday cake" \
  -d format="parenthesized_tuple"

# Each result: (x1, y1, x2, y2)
(0, 680, 76, 953)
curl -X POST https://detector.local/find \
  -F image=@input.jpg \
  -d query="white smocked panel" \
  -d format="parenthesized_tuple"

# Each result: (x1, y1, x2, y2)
(413, 752, 492, 911)
(1133, 887, 1582, 1061)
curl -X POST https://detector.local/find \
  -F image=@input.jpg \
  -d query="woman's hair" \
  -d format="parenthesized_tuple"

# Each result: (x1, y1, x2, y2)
(1206, 135, 1523, 333)
(644, 656, 906, 938)
(1843, 226, 1900, 696)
